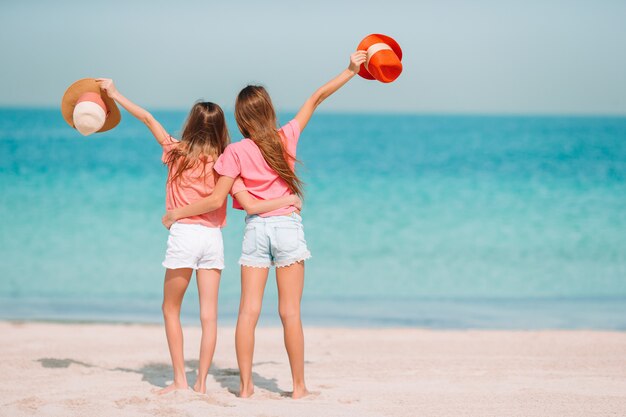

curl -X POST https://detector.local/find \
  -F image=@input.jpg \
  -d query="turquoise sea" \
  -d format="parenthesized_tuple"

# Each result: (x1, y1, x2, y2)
(1, 109, 625, 329)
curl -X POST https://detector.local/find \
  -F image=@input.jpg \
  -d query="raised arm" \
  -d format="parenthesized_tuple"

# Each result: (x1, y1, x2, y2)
(294, 51, 367, 131)
(161, 175, 235, 229)
(234, 191, 302, 215)
(96, 78, 169, 145)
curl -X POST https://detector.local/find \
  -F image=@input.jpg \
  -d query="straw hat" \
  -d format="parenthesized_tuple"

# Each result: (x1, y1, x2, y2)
(357, 34, 403, 83)
(61, 78, 121, 136)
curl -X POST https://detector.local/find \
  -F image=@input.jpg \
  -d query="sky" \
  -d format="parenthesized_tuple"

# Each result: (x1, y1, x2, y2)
(1, 0, 625, 115)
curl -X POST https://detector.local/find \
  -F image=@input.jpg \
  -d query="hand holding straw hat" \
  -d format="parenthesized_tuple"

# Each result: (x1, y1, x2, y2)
(61, 78, 121, 136)
(357, 34, 403, 83)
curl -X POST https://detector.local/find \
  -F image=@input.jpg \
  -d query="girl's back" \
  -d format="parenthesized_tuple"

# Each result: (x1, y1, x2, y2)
(162, 136, 226, 227)
(214, 120, 300, 218)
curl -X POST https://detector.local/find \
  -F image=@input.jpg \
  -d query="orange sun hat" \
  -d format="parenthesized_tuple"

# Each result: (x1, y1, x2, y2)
(61, 78, 121, 136)
(357, 34, 403, 83)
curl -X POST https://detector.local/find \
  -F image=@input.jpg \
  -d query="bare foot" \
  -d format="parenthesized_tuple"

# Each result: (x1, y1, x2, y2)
(157, 382, 188, 395)
(193, 380, 206, 394)
(291, 386, 310, 400)
(239, 382, 255, 398)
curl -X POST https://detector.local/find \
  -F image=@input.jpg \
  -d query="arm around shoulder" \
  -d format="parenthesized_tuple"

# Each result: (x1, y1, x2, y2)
(235, 192, 301, 215)
(162, 175, 235, 229)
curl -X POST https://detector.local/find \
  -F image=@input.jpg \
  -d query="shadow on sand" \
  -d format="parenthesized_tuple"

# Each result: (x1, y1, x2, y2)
(35, 357, 286, 396)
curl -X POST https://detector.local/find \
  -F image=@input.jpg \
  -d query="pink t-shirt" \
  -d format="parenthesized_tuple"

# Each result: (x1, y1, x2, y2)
(162, 136, 226, 228)
(214, 119, 300, 217)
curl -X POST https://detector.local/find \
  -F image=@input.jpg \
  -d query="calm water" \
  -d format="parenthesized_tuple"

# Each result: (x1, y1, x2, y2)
(1, 109, 625, 328)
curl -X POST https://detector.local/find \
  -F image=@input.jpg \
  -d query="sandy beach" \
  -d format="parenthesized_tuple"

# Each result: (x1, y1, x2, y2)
(0, 321, 625, 417)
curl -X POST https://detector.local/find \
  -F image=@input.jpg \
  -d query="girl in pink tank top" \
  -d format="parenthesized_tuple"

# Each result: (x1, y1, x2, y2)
(161, 50, 367, 399)
(96, 79, 300, 395)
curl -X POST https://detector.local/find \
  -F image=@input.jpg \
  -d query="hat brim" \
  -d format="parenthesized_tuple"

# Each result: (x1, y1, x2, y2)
(61, 78, 121, 133)
(357, 34, 403, 81)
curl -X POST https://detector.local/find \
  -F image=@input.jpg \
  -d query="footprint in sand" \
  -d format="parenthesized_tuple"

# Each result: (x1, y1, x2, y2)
(10, 396, 45, 411)
(63, 398, 89, 407)
(148, 406, 187, 417)
(115, 396, 151, 408)
(195, 395, 235, 408)
(151, 389, 235, 408)
(338, 398, 360, 404)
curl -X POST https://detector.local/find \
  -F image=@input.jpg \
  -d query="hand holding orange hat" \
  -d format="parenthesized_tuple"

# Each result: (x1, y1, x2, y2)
(357, 34, 403, 83)
(61, 78, 121, 136)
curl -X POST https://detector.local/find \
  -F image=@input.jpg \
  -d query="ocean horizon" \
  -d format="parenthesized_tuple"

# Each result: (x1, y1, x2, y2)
(1, 108, 625, 329)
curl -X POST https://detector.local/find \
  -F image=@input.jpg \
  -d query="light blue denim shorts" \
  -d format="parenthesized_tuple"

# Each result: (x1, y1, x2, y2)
(239, 212, 311, 268)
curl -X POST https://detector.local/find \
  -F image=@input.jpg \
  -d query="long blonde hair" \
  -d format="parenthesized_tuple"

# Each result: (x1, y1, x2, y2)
(165, 102, 229, 185)
(234, 85, 303, 197)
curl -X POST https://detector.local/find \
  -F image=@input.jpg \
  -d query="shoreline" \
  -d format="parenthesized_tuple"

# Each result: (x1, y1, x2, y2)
(2, 321, 626, 417)
(2, 295, 626, 330)
(3, 317, 626, 332)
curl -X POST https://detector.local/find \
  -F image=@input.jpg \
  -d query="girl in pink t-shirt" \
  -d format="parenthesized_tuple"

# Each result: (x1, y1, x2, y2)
(162, 51, 367, 399)
(96, 79, 300, 395)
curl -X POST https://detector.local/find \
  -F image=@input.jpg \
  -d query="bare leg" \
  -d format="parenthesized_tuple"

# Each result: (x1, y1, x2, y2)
(194, 268, 221, 394)
(158, 268, 193, 395)
(235, 266, 269, 398)
(276, 261, 309, 399)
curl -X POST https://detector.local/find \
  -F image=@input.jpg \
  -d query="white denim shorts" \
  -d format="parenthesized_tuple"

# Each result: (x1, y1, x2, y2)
(162, 223, 224, 270)
(239, 212, 311, 268)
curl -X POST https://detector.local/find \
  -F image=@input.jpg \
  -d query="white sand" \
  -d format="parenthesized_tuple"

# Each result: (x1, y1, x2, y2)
(1, 321, 625, 417)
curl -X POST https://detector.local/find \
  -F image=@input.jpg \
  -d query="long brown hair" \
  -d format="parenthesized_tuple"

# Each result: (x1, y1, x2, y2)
(235, 85, 304, 197)
(165, 101, 229, 185)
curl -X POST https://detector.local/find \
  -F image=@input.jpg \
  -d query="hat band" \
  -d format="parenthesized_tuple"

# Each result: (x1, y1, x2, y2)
(365, 43, 393, 71)
(76, 92, 108, 115)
